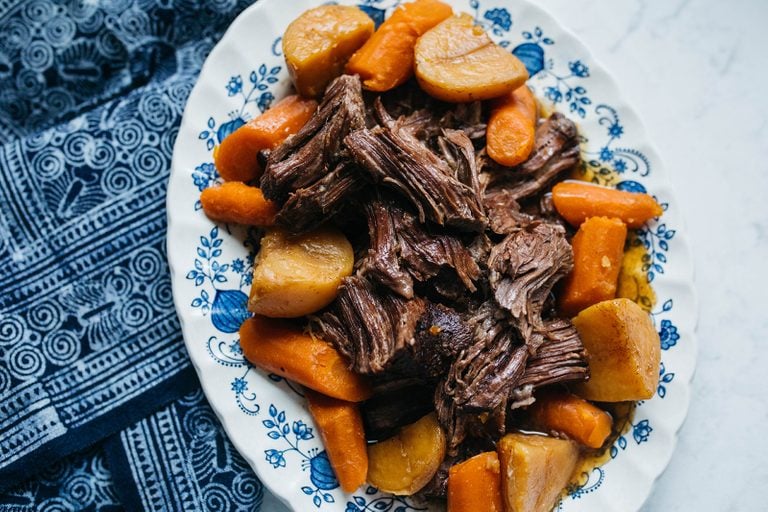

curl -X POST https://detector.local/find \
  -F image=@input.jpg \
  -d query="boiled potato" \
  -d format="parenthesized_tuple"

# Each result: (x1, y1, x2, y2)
(414, 14, 529, 102)
(572, 298, 661, 401)
(283, 5, 374, 97)
(248, 227, 353, 318)
(497, 433, 579, 512)
(367, 413, 446, 495)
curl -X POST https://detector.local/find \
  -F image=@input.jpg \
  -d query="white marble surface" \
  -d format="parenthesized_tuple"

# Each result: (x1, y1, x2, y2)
(263, 1, 768, 510)
(535, 0, 768, 510)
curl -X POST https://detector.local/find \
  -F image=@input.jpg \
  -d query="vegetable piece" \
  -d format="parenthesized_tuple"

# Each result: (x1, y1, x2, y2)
(283, 5, 374, 98)
(306, 390, 368, 492)
(616, 236, 656, 312)
(240, 316, 372, 402)
(200, 182, 278, 226)
(367, 413, 446, 495)
(486, 85, 537, 166)
(552, 181, 663, 228)
(447, 452, 504, 512)
(497, 433, 579, 512)
(248, 226, 354, 318)
(214, 95, 317, 182)
(558, 216, 627, 317)
(571, 298, 661, 401)
(345, 0, 453, 92)
(414, 13, 529, 102)
(528, 392, 613, 449)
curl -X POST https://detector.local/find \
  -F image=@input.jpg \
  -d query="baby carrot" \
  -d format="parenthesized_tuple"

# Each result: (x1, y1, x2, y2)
(214, 94, 317, 182)
(240, 316, 372, 402)
(528, 392, 613, 449)
(486, 85, 537, 167)
(447, 452, 504, 512)
(200, 182, 278, 226)
(345, 0, 453, 91)
(558, 216, 627, 317)
(552, 181, 663, 228)
(306, 390, 368, 492)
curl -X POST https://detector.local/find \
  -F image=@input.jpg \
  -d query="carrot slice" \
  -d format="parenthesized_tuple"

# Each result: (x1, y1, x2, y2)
(528, 392, 613, 449)
(200, 182, 278, 226)
(447, 452, 504, 512)
(239, 316, 372, 402)
(486, 85, 537, 166)
(306, 390, 368, 492)
(214, 95, 317, 182)
(558, 216, 627, 317)
(345, 0, 453, 92)
(552, 181, 663, 228)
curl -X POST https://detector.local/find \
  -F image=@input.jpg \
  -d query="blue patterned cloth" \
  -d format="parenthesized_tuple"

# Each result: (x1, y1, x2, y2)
(0, 0, 269, 509)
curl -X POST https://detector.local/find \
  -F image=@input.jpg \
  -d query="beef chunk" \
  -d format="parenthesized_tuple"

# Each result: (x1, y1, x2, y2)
(275, 161, 365, 232)
(437, 129, 483, 200)
(311, 276, 425, 374)
(516, 318, 589, 390)
(261, 75, 366, 203)
(358, 199, 415, 298)
(358, 198, 480, 299)
(434, 303, 529, 451)
(483, 189, 537, 235)
(488, 222, 573, 351)
(411, 302, 474, 378)
(345, 121, 486, 231)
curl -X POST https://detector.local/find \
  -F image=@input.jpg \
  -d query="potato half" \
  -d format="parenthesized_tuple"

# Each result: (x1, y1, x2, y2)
(248, 226, 354, 318)
(414, 14, 529, 102)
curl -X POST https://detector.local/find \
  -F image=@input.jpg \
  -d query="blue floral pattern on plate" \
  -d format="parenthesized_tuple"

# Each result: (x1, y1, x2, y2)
(168, 0, 696, 510)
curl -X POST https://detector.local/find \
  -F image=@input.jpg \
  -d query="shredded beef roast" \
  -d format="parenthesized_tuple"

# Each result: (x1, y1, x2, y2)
(250, 75, 602, 475)
(516, 318, 589, 390)
(260, 75, 366, 203)
(345, 120, 487, 231)
(358, 198, 480, 299)
(311, 276, 424, 374)
(434, 303, 529, 451)
(483, 188, 536, 235)
(275, 161, 365, 232)
(488, 222, 573, 352)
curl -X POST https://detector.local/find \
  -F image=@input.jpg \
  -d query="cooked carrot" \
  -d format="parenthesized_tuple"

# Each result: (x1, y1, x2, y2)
(345, 0, 452, 91)
(486, 85, 537, 166)
(528, 392, 613, 449)
(306, 389, 368, 492)
(552, 181, 663, 228)
(447, 452, 504, 512)
(558, 216, 627, 317)
(200, 182, 278, 226)
(214, 95, 317, 182)
(239, 316, 372, 402)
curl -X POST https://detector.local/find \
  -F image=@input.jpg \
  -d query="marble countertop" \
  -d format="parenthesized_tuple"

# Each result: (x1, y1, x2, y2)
(265, 1, 768, 510)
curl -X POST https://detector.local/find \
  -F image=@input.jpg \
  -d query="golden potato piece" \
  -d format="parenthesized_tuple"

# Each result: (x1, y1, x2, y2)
(572, 298, 661, 401)
(367, 413, 446, 495)
(414, 14, 529, 102)
(497, 433, 579, 512)
(248, 227, 353, 318)
(283, 5, 374, 97)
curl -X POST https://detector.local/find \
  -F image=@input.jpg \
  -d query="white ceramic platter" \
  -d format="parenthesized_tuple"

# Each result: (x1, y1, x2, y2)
(167, 0, 697, 510)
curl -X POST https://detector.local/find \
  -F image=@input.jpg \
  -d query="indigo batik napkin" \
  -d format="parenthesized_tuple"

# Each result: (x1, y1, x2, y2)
(0, 0, 257, 498)
(0, 388, 272, 512)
